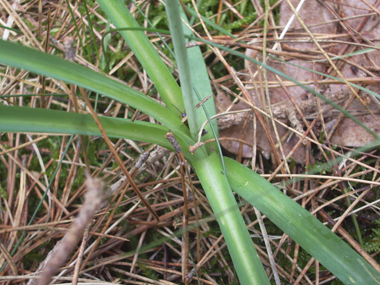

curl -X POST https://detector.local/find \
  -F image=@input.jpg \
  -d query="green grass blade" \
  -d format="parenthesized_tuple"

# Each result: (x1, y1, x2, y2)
(0, 39, 189, 138)
(95, 0, 185, 114)
(82, 0, 100, 63)
(224, 157, 380, 285)
(100, 20, 111, 71)
(165, 0, 199, 139)
(0, 106, 201, 163)
(193, 152, 270, 285)
(314, 45, 380, 62)
(180, 6, 218, 152)
(65, 0, 87, 61)
(186, 6, 236, 39)
(271, 54, 380, 100)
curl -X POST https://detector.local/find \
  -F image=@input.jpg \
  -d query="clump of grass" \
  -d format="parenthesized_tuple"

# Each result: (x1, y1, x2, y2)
(1, 0, 380, 284)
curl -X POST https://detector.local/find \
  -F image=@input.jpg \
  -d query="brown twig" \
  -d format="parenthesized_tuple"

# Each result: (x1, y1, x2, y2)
(165, 132, 189, 284)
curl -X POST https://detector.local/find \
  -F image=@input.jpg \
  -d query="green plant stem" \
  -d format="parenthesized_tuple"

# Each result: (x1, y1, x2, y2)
(180, 5, 218, 152)
(193, 152, 270, 285)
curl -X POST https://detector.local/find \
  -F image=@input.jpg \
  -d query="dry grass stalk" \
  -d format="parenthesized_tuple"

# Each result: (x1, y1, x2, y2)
(165, 132, 189, 283)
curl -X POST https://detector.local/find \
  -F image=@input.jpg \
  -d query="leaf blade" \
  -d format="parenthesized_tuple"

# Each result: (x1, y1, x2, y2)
(0, 39, 190, 137)
(0, 106, 200, 162)
(225, 157, 380, 285)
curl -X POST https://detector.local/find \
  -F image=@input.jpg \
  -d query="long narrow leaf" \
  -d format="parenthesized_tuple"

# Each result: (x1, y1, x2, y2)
(95, 0, 185, 115)
(180, 6, 218, 152)
(187, 36, 380, 139)
(0, 106, 202, 163)
(0, 40, 188, 135)
(224, 157, 380, 285)
(165, 0, 199, 139)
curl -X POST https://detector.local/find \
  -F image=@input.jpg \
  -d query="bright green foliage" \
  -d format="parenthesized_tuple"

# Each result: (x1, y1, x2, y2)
(0, 185, 8, 199)
(364, 220, 380, 253)
(223, 13, 257, 32)
(198, 0, 219, 16)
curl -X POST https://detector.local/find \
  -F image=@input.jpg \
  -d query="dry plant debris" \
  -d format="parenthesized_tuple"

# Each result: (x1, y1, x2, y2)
(216, 0, 380, 164)
(1, 0, 380, 285)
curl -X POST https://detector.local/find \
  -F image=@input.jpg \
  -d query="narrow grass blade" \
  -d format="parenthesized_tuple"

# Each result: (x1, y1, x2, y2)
(314, 45, 380, 62)
(165, 0, 199, 139)
(95, 0, 185, 114)
(0, 106, 202, 163)
(185, 6, 236, 39)
(224, 157, 380, 285)
(272, 54, 380, 100)
(0, 39, 189, 138)
(187, 36, 380, 139)
(180, 6, 218, 152)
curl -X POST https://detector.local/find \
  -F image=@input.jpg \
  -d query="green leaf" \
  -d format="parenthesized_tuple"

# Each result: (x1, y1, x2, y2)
(165, 0, 199, 139)
(0, 39, 189, 137)
(225, 157, 380, 285)
(0, 106, 201, 163)
(180, 5, 218, 152)
(96, 0, 185, 115)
